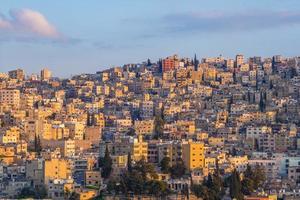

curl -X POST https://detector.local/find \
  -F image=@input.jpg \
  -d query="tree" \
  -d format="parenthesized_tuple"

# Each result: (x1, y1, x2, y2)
(34, 134, 42, 155)
(18, 186, 47, 199)
(122, 170, 145, 195)
(18, 187, 36, 199)
(191, 184, 210, 199)
(101, 145, 112, 179)
(241, 177, 254, 196)
(204, 173, 214, 188)
(252, 164, 266, 189)
(35, 185, 47, 199)
(194, 54, 199, 71)
(127, 152, 132, 172)
(158, 59, 163, 73)
(229, 169, 243, 200)
(69, 191, 80, 200)
(65, 187, 72, 199)
(107, 179, 122, 194)
(211, 161, 224, 198)
(259, 92, 266, 112)
(154, 115, 164, 139)
(134, 157, 158, 180)
(147, 58, 152, 66)
(233, 70, 237, 83)
(146, 180, 169, 197)
(199, 171, 224, 200)
(254, 138, 259, 151)
(34, 134, 38, 152)
(120, 158, 169, 197)
(241, 165, 265, 196)
(170, 158, 186, 178)
(241, 165, 255, 195)
(272, 56, 276, 73)
(160, 157, 171, 173)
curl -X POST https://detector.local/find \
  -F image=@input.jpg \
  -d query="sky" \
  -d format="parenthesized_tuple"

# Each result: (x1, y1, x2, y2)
(1, 0, 300, 77)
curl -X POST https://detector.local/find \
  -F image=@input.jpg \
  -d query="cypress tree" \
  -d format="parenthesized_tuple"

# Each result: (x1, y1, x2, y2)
(34, 134, 38, 152)
(154, 115, 164, 139)
(259, 92, 265, 112)
(194, 54, 199, 71)
(158, 59, 163, 73)
(204, 173, 213, 188)
(272, 56, 276, 73)
(229, 169, 243, 200)
(101, 145, 112, 179)
(37, 135, 41, 154)
(34, 134, 42, 155)
(127, 152, 132, 172)
(213, 159, 224, 198)
(147, 58, 152, 66)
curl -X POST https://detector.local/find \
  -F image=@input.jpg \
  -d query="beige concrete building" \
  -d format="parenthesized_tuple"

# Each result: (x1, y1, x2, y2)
(44, 158, 71, 185)
(0, 127, 20, 144)
(134, 119, 154, 136)
(8, 69, 25, 80)
(41, 68, 52, 81)
(0, 89, 20, 108)
(132, 135, 148, 161)
(182, 140, 205, 170)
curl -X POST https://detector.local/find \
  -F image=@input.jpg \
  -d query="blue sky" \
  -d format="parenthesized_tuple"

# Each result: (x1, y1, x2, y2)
(1, 0, 300, 77)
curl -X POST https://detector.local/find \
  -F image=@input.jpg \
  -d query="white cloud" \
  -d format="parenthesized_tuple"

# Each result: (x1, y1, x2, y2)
(163, 10, 300, 33)
(0, 8, 62, 41)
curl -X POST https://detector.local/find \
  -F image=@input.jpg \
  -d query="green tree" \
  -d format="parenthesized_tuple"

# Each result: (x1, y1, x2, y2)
(107, 179, 122, 194)
(65, 187, 72, 199)
(34, 134, 42, 155)
(134, 157, 158, 180)
(160, 157, 171, 173)
(18, 187, 36, 199)
(101, 145, 112, 179)
(35, 185, 47, 199)
(127, 152, 132, 172)
(200, 172, 224, 200)
(154, 115, 164, 139)
(204, 174, 219, 199)
(69, 191, 80, 200)
(211, 162, 224, 198)
(241, 165, 255, 195)
(170, 158, 186, 178)
(252, 164, 266, 189)
(229, 169, 243, 200)
(34, 134, 38, 147)
(120, 157, 169, 197)
(194, 54, 199, 71)
(123, 170, 145, 195)
(146, 180, 169, 197)
(147, 58, 152, 66)
(191, 184, 210, 199)
(259, 92, 265, 112)
(158, 59, 163, 73)
(18, 186, 47, 199)
(203, 173, 214, 188)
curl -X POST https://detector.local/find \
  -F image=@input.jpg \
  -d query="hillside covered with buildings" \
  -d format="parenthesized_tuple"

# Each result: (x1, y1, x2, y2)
(1, 54, 300, 199)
